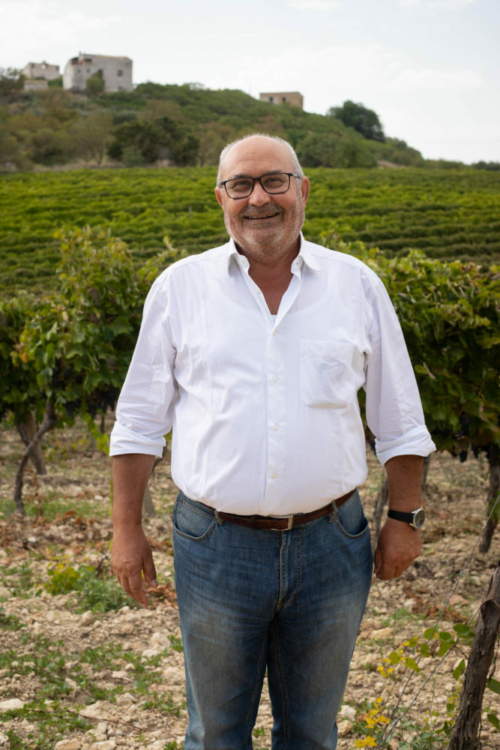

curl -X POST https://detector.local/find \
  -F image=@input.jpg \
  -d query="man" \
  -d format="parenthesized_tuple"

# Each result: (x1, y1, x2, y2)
(110, 134, 435, 750)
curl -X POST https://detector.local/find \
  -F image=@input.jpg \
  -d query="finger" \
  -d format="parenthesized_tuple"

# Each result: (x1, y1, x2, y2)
(117, 573, 134, 600)
(127, 572, 148, 607)
(376, 563, 398, 581)
(143, 553, 158, 588)
(373, 547, 383, 575)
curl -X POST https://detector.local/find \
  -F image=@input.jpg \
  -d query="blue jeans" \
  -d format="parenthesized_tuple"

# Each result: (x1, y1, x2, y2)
(172, 489, 373, 750)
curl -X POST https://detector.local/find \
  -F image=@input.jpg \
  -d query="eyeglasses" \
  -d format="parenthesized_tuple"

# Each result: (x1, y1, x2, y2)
(219, 172, 301, 200)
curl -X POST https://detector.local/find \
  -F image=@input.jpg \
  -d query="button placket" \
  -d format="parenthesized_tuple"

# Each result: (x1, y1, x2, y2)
(263, 322, 287, 513)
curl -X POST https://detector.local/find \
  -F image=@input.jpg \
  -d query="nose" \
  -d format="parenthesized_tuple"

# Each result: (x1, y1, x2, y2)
(248, 180, 270, 206)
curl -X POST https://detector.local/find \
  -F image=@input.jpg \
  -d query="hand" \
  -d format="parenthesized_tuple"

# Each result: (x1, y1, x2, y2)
(111, 525, 157, 607)
(374, 518, 422, 580)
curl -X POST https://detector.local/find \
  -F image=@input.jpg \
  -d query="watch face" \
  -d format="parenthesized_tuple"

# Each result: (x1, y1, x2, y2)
(412, 509, 426, 529)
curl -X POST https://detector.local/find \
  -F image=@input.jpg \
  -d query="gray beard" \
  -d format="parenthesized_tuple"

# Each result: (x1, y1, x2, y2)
(224, 205, 306, 264)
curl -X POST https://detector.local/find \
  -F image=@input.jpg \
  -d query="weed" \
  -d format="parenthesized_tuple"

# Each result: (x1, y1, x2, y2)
(45, 562, 139, 612)
(168, 634, 183, 652)
(0, 701, 91, 750)
(3, 563, 36, 597)
(0, 608, 25, 631)
(6, 730, 25, 750)
(141, 691, 183, 716)
(381, 607, 421, 628)
(397, 725, 447, 749)
(253, 726, 266, 737)
(78, 643, 126, 671)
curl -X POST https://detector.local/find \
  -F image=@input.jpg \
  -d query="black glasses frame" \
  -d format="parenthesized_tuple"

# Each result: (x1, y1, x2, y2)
(219, 172, 302, 200)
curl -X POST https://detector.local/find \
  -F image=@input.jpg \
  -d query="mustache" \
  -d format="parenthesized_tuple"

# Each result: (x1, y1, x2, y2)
(243, 203, 282, 218)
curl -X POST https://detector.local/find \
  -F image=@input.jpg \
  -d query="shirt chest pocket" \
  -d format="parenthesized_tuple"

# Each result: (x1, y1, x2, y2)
(299, 339, 354, 408)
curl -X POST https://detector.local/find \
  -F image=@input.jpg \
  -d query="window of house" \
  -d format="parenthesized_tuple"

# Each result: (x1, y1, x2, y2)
(269, 96, 274, 102)
(282, 97, 286, 102)
(117, 69, 123, 77)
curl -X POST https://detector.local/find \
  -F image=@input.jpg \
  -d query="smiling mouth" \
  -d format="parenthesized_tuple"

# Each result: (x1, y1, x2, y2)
(245, 212, 280, 221)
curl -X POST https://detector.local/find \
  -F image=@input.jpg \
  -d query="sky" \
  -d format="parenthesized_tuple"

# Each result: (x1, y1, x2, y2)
(1, 0, 499, 163)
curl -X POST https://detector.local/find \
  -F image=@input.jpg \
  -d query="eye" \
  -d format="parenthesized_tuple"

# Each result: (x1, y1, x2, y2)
(262, 174, 287, 187)
(229, 179, 252, 192)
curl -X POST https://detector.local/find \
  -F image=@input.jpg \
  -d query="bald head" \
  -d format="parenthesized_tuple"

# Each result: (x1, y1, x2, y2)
(217, 134, 304, 185)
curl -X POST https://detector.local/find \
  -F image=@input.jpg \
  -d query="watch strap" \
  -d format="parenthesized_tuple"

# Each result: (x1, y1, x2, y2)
(387, 509, 415, 523)
(387, 508, 425, 529)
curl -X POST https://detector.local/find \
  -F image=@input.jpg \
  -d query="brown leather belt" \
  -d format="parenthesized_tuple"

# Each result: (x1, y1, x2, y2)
(215, 490, 355, 531)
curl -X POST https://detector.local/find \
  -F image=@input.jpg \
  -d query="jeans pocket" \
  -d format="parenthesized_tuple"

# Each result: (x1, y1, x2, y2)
(299, 339, 354, 408)
(173, 495, 217, 541)
(334, 490, 369, 538)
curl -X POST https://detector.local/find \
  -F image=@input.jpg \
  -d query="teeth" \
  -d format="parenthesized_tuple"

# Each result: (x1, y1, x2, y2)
(246, 214, 277, 219)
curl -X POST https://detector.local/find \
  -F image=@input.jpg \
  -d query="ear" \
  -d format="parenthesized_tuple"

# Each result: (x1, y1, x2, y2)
(300, 176, 310, 206)
(215, 187, 224, 208)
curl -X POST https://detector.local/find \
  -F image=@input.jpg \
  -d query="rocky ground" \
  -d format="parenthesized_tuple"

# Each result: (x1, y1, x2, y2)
(0, 421, 499, 750)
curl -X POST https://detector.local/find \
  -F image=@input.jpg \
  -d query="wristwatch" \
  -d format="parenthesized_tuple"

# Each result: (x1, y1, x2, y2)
(387, 508, 425, 530)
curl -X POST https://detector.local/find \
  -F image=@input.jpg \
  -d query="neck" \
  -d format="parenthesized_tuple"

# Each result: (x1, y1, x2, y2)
(235, 236, 300, 282)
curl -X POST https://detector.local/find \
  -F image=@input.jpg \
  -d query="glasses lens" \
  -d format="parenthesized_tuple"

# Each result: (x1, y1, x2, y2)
(225, 178, 253, 198)
(261, 173, 290, 193)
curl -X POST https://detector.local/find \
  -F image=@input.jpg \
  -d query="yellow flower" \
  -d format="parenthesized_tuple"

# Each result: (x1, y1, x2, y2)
(354, 737, 378, 748)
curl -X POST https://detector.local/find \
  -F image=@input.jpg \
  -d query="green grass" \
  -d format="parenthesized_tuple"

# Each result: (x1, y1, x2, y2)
(381, 607, 424, 628)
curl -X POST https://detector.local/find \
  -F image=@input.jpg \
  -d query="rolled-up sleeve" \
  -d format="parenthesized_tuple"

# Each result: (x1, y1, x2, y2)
(110, 276, 176, 457)
(364, 275, 436, 466)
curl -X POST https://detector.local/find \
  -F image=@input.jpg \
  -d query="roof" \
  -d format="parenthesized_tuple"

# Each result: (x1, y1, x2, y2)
(260, 91, 303, 96)
(78, 53, 132, 61)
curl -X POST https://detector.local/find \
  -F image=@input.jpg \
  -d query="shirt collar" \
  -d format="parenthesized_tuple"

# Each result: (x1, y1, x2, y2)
(225, 233, 321, 273)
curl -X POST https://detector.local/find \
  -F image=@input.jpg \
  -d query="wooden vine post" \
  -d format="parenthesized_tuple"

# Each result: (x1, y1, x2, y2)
(447, 565, 500, 750)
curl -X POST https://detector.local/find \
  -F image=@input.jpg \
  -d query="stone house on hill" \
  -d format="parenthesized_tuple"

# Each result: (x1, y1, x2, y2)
(22, 61, 60, 80)
(24, 80, 49, 91)
(260, 92, 304, 109)
(63, 53, 133, 93)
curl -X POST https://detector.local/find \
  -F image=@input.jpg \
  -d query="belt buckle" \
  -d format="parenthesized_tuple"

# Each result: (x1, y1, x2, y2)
(271, 515, 294, 532)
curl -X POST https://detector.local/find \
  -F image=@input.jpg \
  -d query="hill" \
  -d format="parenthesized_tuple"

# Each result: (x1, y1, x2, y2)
(1, 80, 429, 171)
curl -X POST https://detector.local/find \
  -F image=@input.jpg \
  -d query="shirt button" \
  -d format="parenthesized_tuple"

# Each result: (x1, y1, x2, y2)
(272, 331, 277, 336)
(272, 424, 279, 431)
(271, 471, 278, 479)
(272, 376, 279, 383)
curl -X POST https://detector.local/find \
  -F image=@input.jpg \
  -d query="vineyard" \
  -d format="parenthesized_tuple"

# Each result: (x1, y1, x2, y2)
(1, 171, 500, 747)
(1, 166, 500, 296)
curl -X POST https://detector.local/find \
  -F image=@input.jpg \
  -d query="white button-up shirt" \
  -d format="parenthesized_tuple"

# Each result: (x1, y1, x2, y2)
(110, 236, 435, 516)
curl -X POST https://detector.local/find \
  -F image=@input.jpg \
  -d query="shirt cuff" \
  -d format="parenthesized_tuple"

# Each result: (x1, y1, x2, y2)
(109, 421, 166, 458)
(375, 425, 436, 467)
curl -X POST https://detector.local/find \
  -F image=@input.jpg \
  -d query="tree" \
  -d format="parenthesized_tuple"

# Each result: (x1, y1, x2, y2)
(107, 117, 199, 166)
(86, 70, 105, 96)
(327, 100, 386, 142)
(0, 293, 47, 479)
(69, 111, 114, 164)
(296, 131, 376, 168)
(28, 128, 69, 165)
(0, 68, 24, 98)
(0, 125, 31, 170)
